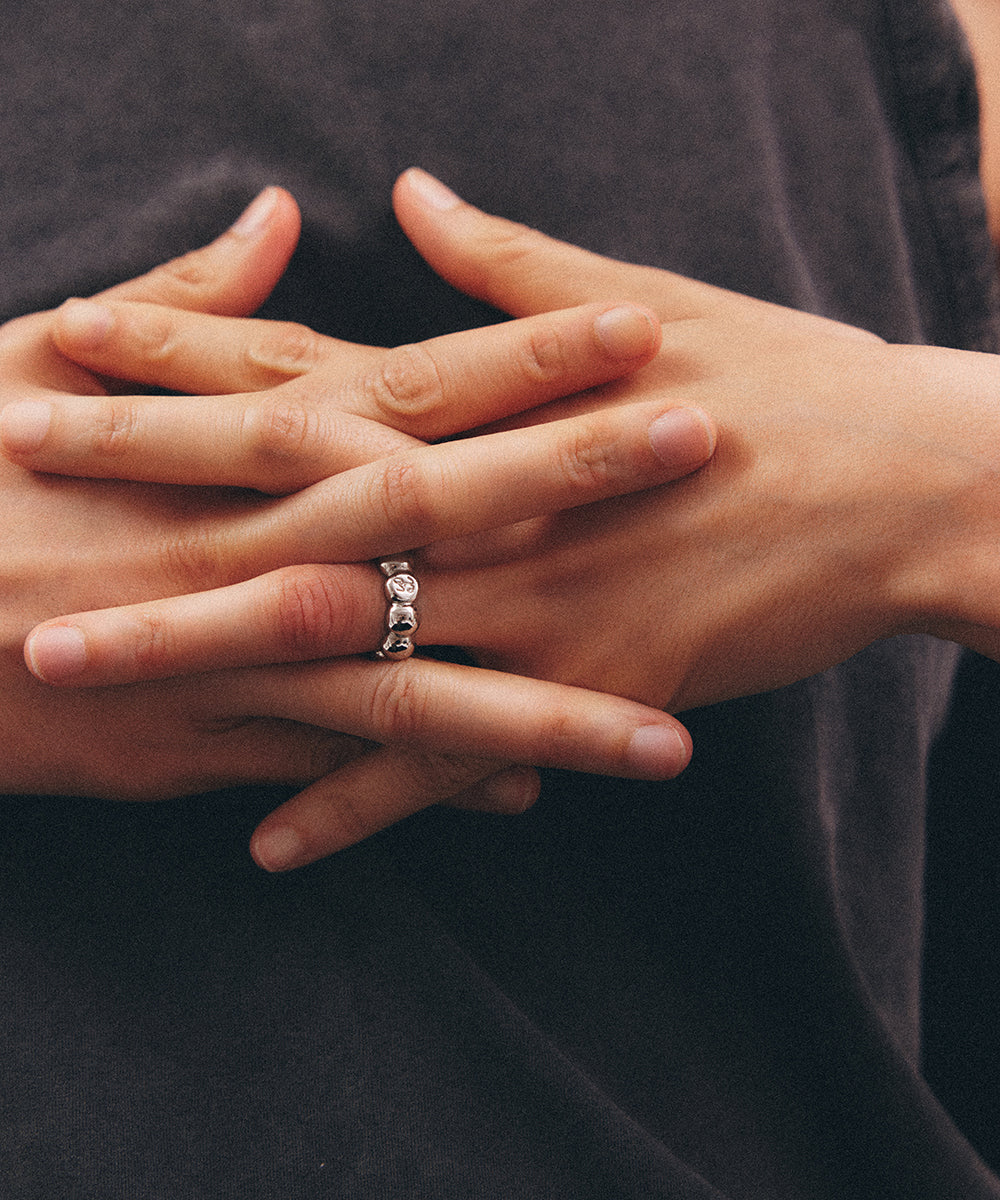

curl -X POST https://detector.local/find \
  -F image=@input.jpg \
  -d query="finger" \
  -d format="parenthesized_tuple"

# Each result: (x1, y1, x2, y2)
(0, 385, 419, 490)
(243, 401, 716, 570)
(22, 402, 712, 683)
(58, 677, 372, 801)
(53, 297, 660, 435)
(20, 404, 715, 682)
(24, 563, 384, 685)
(393, 168, 727, 320)
(339, 301, 662, 439)
(20, 301, 666, 490)
(232, 655, 694, 782)
(394, 171, 883, 345)
(95, 186, 302, 316)
(51, 300, 373, 395)
(164, 717, 371, 798)
(250, 750, 539, 871)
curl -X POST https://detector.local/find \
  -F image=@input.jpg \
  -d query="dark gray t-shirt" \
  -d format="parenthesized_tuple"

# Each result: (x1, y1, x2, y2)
(1, 1, 998, 1196)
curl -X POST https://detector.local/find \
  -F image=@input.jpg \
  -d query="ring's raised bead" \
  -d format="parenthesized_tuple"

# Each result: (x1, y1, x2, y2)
(379, 560, 411, 578)
(375, 633, 414, 660)
(385, 573, 419, 604)
(387, 603, 418, 634)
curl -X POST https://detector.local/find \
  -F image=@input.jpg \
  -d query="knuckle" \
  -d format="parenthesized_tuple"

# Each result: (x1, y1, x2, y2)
(246, 321, 322, 376)
(158, 526, 222, 591)
(474, 218, 542, 270)
(397, 749, 493, 797)
(270, 565, 355, 657)
(532, 705, 585, 765)
(124, 306, 176, 363)
(151, 247, 213, 293)
(555, 419, 616, 493)
(93, 399, 140, 456)
(296, 728, 367, 780)
(366, 666, 431, 742)
(520, 322, 569, 384)
(128, 608, 175, 675)
(464, 218, 554, 298)
(365, 343, 446, 422)
(196, 717, 365, 788)
(372, 454, 437, 532)
(247, 395, 327, 461)
(322, 787, 375, 848)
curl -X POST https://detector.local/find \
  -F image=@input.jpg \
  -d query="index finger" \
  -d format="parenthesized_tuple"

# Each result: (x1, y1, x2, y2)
(393, 170, 880, 342)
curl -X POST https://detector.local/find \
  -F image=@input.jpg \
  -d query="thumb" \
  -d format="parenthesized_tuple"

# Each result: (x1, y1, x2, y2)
(96, 186, 302, 317)
(392, 167, 721, 320)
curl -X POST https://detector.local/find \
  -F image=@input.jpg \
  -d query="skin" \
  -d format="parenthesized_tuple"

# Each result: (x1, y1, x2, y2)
(17, 170, 1000, 672)
(11, 170, 1000, 874)
(0, 189, 718, 870)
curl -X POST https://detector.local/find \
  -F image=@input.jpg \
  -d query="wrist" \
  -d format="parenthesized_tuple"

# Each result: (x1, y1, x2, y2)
(877, 345, 1000, 650)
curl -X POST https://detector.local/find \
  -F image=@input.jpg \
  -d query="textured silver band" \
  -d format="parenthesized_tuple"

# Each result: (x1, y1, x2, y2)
(373, 559, 419, 660)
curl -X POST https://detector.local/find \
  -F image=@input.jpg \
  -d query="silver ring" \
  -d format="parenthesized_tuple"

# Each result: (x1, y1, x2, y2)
(373, 559, 419, 660)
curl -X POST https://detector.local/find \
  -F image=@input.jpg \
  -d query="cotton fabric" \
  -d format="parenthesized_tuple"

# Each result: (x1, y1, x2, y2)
(1, 2, 998, 1196)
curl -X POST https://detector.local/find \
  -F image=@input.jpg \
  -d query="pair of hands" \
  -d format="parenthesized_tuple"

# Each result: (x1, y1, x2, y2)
(6, 169, 1000, 868)
(0, 177, 717, 869)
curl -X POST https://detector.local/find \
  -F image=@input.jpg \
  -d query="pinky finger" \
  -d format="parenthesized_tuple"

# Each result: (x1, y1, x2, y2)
(249, 748, 538, 870)
(236, 656, 693, 784)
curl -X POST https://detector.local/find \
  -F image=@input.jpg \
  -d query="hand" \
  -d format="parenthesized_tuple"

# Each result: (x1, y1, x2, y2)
(0, 188, 350, 800)
(0, 192, 717, 870)
(384, 170, 1000, 697)
(388, 170, 1000, 701)
(30, 171, 1000, 721)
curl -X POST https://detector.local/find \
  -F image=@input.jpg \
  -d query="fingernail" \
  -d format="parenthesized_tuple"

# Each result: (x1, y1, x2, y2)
(57, 298, 114, 348)
(594, 305, 658, 359)
(25, 625, 87, 683)
(647, 407, 716, 466)
(251, 823, 306, 872)
(626, 724, 691, 778)
(405, 168, 462, 211)
(1, 400, 52, 455)
(230, 187, 279, 238)
(481, 767, 541, 814)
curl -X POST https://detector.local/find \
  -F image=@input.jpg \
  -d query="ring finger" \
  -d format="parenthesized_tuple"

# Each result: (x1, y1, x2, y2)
(23, 555, 520, 686)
